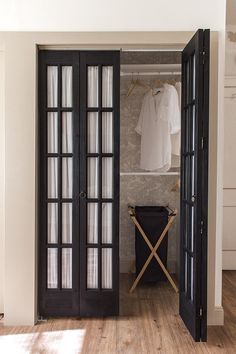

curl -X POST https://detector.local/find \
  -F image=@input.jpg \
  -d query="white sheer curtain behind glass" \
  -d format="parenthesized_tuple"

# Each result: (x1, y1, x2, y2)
(47, 66, 58, 107)
(62, 66, 72, 107)
(48, 203, 58, 243)
(62, 248, 72, 288)
(48, 113, 58, 153)
(102, 112, 113, 153)
(102, 203, 112, 243)
(47, 66, 73, 289)
(88, 112, 99, 153)
(102, 66, 113, 107)
(102, 249, 112, 289)
(87, 203, 98, 243)
(88, 66, 98, 107)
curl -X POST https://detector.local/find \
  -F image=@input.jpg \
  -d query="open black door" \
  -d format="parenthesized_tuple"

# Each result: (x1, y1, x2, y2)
(180, 29, 210, 341)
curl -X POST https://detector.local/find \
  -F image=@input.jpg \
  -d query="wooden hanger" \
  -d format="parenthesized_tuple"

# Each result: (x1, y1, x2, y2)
(126, 75, 151, 97)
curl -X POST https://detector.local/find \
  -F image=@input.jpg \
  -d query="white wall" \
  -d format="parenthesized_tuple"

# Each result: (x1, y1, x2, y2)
(0, 49, 5, 314)
(0, 0, 225, 31)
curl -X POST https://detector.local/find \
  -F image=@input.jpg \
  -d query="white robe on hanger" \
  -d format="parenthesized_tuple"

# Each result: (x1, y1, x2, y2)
(135, 83, 180, 172)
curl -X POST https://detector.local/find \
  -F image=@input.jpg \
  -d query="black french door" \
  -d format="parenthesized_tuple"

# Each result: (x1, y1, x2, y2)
(180, 29, 210, 341)
(38, 50, 120, 317)
(79, 52, 120, 316)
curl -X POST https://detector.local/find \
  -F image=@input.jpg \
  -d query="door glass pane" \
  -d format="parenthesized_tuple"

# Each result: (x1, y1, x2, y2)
(62, 158, 73, 198)
(185, 204, 189, 247)
(62, 248, 72, 289)
(102, 248, 112, 289)
(191, 105, 195, 151)
(62, 66, 72, 108)
(102, 112, 113, 153)
(102, 203, 112, 243)
(62, 203, 72, 243)
(192, 54, 196, 99)
(48, 203, 58, 243)
(102, 66, 113, 107)
(102, 158, 113, 198)
(87, 203, 98, 243)
(47, 248, 58, 288)
(185, 252, 188, 293)
(190, 257, 194, 301)
(48, 158, 58, 198)
(62, 112, 73, 153)
(47, 66, 58, 108)
(47, 112, 58, 153)
(191, 155, 195, 196)
(87, 248, 98, 289)
(87, 66, 98, 107)
(87, 112, 99, 153)
(190, 206, 194, 252)
(87, 157, 99, 198)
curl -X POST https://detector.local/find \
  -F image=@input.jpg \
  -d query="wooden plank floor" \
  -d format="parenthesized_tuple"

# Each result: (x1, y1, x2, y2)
(0, 271, 236, 353)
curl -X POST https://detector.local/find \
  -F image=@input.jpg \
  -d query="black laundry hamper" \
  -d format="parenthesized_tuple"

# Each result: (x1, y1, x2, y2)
(135, 206, 169, 283)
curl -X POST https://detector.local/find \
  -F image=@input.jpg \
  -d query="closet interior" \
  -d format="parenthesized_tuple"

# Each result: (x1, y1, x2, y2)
(119, 50, 182, 282)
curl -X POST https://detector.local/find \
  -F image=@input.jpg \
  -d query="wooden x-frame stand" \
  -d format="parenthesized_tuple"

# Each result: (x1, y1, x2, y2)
(128, 206, 179, 293)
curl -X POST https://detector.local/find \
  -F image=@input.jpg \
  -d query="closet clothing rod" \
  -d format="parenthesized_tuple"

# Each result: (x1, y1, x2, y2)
(120, 71, 181, 77)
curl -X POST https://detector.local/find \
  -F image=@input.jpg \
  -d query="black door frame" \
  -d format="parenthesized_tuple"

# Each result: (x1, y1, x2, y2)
(38, 50, 120, 317)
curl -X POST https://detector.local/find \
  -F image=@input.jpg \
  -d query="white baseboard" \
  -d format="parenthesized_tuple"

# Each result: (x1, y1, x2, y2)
(207, 306, 224, 326)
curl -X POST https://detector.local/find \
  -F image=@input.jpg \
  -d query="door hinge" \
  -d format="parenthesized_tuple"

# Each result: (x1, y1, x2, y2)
(200, 220, 204, 235)
(199, 307, 203, 318)
(37, 315, 47, 323)
(202, 51, 206, 64)
(201, 137, 204, 149)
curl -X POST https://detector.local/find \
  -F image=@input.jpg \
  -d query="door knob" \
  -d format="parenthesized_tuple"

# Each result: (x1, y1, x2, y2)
(191, 195, 196, 203)
(79, 191, 87, 199)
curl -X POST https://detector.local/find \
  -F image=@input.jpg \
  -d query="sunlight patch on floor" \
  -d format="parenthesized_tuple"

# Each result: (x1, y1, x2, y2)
(0, 328, 86, 354)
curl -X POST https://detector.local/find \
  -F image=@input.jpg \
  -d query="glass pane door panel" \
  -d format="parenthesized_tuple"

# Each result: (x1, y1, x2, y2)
(48, 203, 58, 243)
(47, 113, 58, 153)
(191, 106, 196, 151)
(190, 206, 194, 252)
(185, 252, 188, 293)
(102, 248, 112, 289)
(191, 156, 195, 196)
(102, 158, 113, 198)
(102, 112, 113, 153)
(190, 257, 194, 301)
(47, 66, 58, 108)
(62, 203, 72, 243)
(87, 203, 98, 244)
(62, 158, 73, 198)
(87, 248, 98, 289)
(87, 157, 99, 198)
(102, 203, 112, 243)
(47, 248, 58, 288)
(192, 54, 196, 99)
(62, 66, 72, 108)
(87, 112, 99, 153)
(62, 248, 72, 289)
(102, 66, 113, 107)
(62, 112, 73, 153)
(48, 158, 58, 198)
(87, 66, 98, 107)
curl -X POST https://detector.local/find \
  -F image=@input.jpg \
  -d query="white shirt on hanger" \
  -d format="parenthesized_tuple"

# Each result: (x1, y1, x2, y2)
(171, 82, 181, 156)
(135, 83, 180, 171)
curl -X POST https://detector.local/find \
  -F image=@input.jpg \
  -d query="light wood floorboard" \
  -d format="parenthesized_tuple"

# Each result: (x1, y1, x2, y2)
(0, 271, 236, 353)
